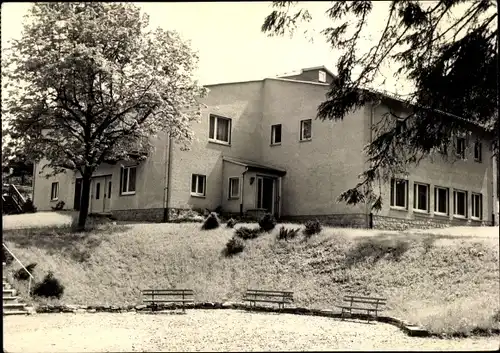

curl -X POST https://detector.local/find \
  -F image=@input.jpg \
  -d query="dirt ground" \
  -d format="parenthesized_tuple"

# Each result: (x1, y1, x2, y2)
(4, 311, 499, 352)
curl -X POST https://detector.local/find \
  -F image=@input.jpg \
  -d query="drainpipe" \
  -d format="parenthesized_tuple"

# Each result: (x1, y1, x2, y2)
(240, 167, 249, 217)
(163, 132, 173, 222)
(366, 103, 378, 228)
(31, 160, 36, 204)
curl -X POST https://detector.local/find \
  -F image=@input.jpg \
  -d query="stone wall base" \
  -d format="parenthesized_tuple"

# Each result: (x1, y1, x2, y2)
(280, 213, 368, 228)
(372, 214, 489, 231)
(111, 208, 165, 223)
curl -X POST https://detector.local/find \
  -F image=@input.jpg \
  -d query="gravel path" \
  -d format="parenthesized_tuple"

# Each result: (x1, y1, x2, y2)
(4, 311, 499, 352)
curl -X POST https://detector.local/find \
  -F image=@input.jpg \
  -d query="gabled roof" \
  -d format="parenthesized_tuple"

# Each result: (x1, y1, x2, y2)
(223, 156, 286, 176)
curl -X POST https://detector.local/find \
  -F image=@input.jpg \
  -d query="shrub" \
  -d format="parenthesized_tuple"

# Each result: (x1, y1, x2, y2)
(258, 213, 276, 232)
(235, 226, 262, 240)
(201, 212, 220, 230)
(304, 219, 322, 237)
(14, 262, 37, 281)
(32, 271, 65, 299)
(2, 247, 14, 265)
(51, 200, 65, 211)
(226, 218, 237, 228)
(22, 197, 37, 213)
(224, 237, 245, 256)
(277, 226, 301, 241)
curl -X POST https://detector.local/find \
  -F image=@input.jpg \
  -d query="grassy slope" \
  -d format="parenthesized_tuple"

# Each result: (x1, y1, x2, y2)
(3, 220, 499, 336)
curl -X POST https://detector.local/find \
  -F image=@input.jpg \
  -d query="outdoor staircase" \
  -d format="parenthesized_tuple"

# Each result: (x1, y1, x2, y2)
(3, 263, 32, 316)
(2, 184, 25, 215)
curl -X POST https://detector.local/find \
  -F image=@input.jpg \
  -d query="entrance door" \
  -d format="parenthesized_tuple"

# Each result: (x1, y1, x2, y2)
(257, 176, 275, 215)
(90, 176, 111, 214)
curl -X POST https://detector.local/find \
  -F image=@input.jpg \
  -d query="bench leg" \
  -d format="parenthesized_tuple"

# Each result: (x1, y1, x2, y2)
(341, 308, 345, 321)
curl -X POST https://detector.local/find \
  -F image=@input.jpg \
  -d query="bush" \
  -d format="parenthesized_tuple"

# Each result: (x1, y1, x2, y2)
(258, 213, 276, 232)
(22, 197, 37, 213)
(51, 200, 65, 211)
(14, 262, 37, 281)
(2, 247, 14, 266)
(224, 237, 245, 256)
(304, 219, 322, 237)
(235, 226, 262, 240)
(226, 218, 237, 228)
(32, 271, 65, 299)
(277, 226, 301, 241)
(201, 212, 220, 230)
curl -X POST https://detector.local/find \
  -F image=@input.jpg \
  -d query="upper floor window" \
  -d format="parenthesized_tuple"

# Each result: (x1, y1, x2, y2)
(50, 182, 59, 201)
(191, 174, 206, 197)
(209, 114, 231, 145)
(474, 141, 482, 162)
(121, 166, 137, 195)
(318, 70, 326, 83)
(271, 124, 282, 145)
(455, 137, 466, 159)
(300, 119, 312, 141)
(390, 178, 408, 209)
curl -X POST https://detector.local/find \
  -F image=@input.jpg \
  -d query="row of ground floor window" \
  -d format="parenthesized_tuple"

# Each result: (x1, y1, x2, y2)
(390, 178, 483, 219)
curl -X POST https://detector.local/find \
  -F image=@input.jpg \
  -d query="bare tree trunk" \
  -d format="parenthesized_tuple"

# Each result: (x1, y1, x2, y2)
(77, 171, 92, 231)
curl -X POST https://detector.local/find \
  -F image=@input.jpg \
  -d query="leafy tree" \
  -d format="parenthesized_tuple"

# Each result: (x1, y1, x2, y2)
(2, 141, 33, 185)
(2, 3, 207, 230)
(262, 1, 498, 209)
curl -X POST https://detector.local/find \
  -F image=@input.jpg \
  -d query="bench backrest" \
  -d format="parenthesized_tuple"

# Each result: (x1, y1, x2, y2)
(246, 289, 293, 299)
(142, 289, 194, 296)
(343, 295, 386, 308)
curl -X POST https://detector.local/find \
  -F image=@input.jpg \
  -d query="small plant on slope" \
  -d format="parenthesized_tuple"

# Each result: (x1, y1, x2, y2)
(224, 237, 245, 257)
(226, 218, 237, 228)
(14, 262, 37, 281)
(2, 247, 14, 266)
(201, 212, 220, 230)
(32, 271, 65, 299)
(235, 226, 262, 240)
(304, 219, 322, 237)
(258, 213, 276, 232)
(277, 226, 301, 241)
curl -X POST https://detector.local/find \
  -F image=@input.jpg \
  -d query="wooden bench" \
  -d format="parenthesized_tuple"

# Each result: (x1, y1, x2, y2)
(142, 289, 194, 312)
(243, 289, 294, 310)
(336, 295, 386, 322)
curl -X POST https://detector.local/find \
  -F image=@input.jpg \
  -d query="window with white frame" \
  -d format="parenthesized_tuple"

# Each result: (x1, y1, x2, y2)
(271, 124, 282, 145)
(390, 178, 408, 209)
(413, 182, 429, 212)
(471, 193, 482, 219)
(120, 166, 137, 195)
(191, 174, 206, 197)
(300, 119, 312, 141)
(50, 182, 59, 201)
(474, 141, 482, 162)
(453, 190, 467, 217)
(209, 114, 231, 144)
(228, 177, 240, 199)
(434, 186, 449, 215)
(455, 137, 466, 159)
(318, 70, 326, 83)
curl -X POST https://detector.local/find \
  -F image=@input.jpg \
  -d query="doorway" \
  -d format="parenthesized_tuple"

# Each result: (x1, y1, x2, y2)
(256, 176, 277, 216)
(90, 175, 112, 213)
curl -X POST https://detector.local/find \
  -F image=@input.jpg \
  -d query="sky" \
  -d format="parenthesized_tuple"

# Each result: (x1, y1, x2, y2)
(1, 1, 410, 92)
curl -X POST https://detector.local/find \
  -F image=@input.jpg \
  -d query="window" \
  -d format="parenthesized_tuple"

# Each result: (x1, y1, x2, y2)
(471, 193, 482, 219)
(453, 190, 467, 217)
(120, 166, 137, 195)
(228, 177, 240, 199)
(191, 174, 206, 197)
(209, 114, 231, 144)
(108, 181, 112, 199)
(413, 183, 429, 212)
(95, 182, 101, 200)
(474, 141, 482, 162)
(390, 179, 408, 209)
(50, 182, 59, 201)
(434, 187, 449, 215)
(300, 119, 312, 141)
(318, 70, 326, 83)
(455, 137, 466, 159)
(271, 124, 282, 145)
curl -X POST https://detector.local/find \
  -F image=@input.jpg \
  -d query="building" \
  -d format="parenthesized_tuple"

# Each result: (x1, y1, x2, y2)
(32, 66, 498, 229)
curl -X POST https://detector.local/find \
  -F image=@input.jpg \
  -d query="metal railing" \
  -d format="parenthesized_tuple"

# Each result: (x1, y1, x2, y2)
(8, 184, 26, 213)
(3, 243, 35, 295)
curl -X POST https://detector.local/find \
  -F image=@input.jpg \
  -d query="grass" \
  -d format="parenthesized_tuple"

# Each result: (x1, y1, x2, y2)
(2, 215, 499, 337)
